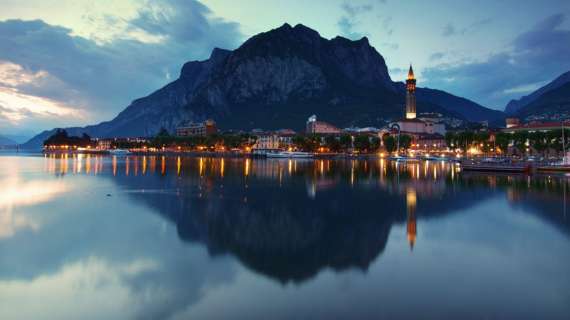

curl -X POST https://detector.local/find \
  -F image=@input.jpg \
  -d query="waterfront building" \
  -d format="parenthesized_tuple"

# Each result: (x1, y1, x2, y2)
(252, 129, 296, 150)
(253, 133, 280, 150)
(343, 127, 381, 134)
(96, 139, 112, 150)
(96, 137, 149, 150)
(505, 118, 521, 128)
(413, 134, 446, 151)
(396, 118, 446, 136)
(306, 115, 342, 134)
(176, 119, 217, 137)
(502, 120, 570, 133)
(276, 129, 296, 149)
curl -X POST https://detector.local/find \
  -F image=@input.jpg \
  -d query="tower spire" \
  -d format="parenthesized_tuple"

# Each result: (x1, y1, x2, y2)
(407, 64, 415, 80)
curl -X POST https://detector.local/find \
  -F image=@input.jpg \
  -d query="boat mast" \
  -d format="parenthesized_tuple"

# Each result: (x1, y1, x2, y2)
(563, 122, 567, 164)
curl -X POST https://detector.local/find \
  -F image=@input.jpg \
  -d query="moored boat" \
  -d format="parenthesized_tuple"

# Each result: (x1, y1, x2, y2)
(537, 165, 570, 172)
(388, 154, 420, 162)
(110, 149, 130, 155)
(266, 151, 313, 158)
(461, 159, 532, 173)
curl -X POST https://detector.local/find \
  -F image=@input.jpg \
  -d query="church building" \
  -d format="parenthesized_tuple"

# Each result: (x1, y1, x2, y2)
(394, 65, 446, 136)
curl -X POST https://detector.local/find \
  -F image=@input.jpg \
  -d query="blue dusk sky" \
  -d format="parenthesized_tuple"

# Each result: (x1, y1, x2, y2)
(0, 0, 569, 135)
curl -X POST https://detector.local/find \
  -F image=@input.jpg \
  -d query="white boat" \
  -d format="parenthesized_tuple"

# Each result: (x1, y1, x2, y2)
(266, 151, 313, 158)
(389, 155, 418, 162)
(110, 149, 130, 155)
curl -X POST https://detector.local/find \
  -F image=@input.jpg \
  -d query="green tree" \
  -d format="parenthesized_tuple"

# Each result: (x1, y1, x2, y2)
(512, 131, 529, 154)
(495, 132, 511, 154)
(546, 129, 570, 153)
(445, 132, 457, 149)
(370, 136, 380, 151)
(292, 135, 307, 150)
(457, 131, 475, 151)
(324, 135, 341, 152)
(353, 135, 371, 152)
(529, 131, 547, 155)
(474, 132, 491, 153)
(339, 134, 352, 151)
(383, 135, 396, 153)
(399, 134, 412, 151)
(292, 135, 319, 152)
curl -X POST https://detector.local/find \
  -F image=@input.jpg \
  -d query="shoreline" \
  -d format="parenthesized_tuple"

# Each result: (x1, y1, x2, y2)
(37, 150, 391, 159)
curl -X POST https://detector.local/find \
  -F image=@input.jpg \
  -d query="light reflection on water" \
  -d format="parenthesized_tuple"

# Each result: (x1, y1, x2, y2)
(0, 154, 569, 320)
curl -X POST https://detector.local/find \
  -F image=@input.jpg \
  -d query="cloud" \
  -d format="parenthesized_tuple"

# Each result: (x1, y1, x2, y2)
(382, 16, 394, 35)
(442, 23, 456, 37)
(381, 42, 399, 50)
(0, 87, 84, 127)
(465, 18, 493, 33)
(442, 18, 493, 37)
(423, 13, 570, 109)
(502, 81, 549, 95)
(337, 2, 373, 40)
(0, 0, 242, 133)
(430, 52, 445, 61)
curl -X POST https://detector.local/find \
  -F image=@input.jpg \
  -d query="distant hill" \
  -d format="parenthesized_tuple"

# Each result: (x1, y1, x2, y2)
(23, 23, 503, 148)
(506, 71, 570, 115)
(0, 135, 16, 146)
(397, 84, 504, 122)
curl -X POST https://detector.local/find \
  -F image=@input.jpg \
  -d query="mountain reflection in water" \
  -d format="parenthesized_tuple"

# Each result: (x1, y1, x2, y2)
(41, 154, 570, 283)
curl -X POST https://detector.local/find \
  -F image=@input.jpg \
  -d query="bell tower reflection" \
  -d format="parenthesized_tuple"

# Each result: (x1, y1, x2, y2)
(406, 188, 417, 251)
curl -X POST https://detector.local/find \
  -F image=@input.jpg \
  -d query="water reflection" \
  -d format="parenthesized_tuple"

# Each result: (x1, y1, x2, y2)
(1, 154, 570, 319)
(31, 154, 570, 283)
(406, 188, 417, 250)
(0, 157, 68, 239)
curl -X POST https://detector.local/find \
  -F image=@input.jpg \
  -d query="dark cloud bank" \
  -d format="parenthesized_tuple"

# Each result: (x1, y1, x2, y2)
(424, 13, 570, 109)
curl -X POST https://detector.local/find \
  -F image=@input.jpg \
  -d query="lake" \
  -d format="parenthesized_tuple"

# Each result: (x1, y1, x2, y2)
(1, 153, 569, 320)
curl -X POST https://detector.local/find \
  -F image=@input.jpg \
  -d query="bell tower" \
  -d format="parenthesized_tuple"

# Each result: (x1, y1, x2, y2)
(405, 65, 417, 119)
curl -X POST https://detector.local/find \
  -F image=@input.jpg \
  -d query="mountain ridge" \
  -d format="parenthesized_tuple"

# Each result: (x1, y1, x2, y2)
(506, 71, 570, 114)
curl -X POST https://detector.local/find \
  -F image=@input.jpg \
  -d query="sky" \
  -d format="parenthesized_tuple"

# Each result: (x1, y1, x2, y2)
(0, 0, 569, 137)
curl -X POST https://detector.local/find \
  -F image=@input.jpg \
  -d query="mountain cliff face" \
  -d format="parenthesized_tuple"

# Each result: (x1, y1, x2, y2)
(24, 23, 503, 148)
(506, 71, 570, 114)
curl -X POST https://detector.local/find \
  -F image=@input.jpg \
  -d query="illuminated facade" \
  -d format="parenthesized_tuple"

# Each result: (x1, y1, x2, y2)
(176, 119, 217, 137)
(505, 118, 521, 129)
(306, 115, 342, 134)
(406, 65, 417, 120)
(252, 130, 296, 150)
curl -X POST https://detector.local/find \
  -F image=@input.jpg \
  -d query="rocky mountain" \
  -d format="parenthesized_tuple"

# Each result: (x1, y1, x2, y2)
(24, 23, 504, 148)
(506, 71, 570, 115)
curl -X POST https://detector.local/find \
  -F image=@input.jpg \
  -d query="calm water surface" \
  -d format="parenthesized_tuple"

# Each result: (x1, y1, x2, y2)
(1, 153, 569, 320)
